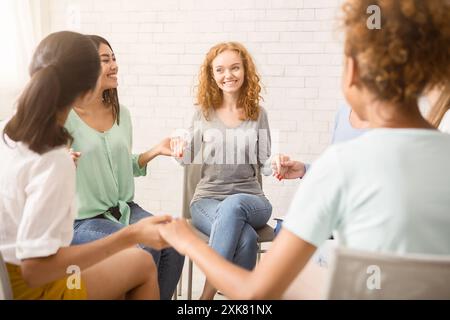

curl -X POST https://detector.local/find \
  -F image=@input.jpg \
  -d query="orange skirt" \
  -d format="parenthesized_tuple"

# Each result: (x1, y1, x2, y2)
(6, 263, 88, 300)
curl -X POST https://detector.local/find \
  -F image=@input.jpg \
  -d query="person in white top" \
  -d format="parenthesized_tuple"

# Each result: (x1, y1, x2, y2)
(427, 84, 450, 133)
(157, 0, 450, 299)
(0, 31, 171, 300)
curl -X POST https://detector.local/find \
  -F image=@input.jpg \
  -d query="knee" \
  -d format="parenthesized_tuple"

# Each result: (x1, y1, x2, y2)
(219, 194, 248, 217)
(129, 248, 157, 279)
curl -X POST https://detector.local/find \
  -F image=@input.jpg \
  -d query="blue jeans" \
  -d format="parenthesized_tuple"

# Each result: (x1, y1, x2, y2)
(72, 202, 184, 300)
(191, 193, 272, 270)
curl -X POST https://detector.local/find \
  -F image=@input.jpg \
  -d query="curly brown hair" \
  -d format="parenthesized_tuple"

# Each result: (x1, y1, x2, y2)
(196, 42, 262, 121)
(343, 0, 450, 106)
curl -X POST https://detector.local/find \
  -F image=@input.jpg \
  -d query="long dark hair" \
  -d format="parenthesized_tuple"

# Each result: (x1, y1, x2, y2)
(88, 35, 120, 125)
(3, 31, 100, 154)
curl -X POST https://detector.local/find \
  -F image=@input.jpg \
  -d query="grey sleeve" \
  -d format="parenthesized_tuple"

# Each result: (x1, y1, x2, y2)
(305, 163, 311, 172)
(258, 107, 272, 175)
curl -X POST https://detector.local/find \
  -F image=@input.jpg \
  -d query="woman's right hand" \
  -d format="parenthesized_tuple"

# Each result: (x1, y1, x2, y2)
(271, 154, 306, 180)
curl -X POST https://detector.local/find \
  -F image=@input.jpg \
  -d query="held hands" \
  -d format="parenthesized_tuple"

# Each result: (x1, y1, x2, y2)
(133, 215, 173, 250)
(155, 137, 186, 158)
(271, 154, 306, 180)
(155, 137, 174, 157)
(159, 218, 197, 255)
(169, 137, 187, 158)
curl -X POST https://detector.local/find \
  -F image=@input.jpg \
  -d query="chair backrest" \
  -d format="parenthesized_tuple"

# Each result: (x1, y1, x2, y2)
(182, 164, 202, 220)
(324, 246, 450, 299)
(181, 164, 262, 220)
(0, 252, 13, 300)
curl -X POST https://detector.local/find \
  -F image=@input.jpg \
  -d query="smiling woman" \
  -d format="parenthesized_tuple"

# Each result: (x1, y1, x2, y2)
(168, 42, 273, 300)
(64, 35, 185, 300)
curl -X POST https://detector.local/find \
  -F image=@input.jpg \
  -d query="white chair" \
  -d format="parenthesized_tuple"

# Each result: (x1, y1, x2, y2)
(0, 252, 13, 300)
(177, 164, 275, 300)
(324, 246, 450, 299)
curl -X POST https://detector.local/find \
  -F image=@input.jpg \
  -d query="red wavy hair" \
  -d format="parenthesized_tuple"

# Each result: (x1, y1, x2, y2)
(196, 42, 262, 121)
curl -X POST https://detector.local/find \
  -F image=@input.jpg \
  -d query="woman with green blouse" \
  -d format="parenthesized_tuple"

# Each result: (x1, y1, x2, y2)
(65, 35, 184, 300)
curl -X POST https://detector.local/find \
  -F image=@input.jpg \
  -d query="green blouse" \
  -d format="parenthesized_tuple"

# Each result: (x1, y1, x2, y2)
(64, 105, 146, 225)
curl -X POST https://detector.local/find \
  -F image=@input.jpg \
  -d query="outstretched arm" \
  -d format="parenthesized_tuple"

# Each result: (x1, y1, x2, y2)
(271, 154, 307, 180)
(159, 219, 316, 299)
(137, 137, 177, 168)
(21, 215, 171, 288)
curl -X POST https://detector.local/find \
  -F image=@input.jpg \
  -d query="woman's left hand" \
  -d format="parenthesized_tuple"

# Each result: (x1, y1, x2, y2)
(134, 215, 173, 250)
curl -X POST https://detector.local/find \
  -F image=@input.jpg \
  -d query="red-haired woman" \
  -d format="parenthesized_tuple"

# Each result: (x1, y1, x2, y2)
(171, 42, 272, 299)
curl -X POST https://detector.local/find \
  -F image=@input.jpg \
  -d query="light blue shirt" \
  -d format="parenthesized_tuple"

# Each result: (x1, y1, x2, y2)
(304, 105, 368, 172)
(284, 129, 450, 255)
(331, 105, 368, 144)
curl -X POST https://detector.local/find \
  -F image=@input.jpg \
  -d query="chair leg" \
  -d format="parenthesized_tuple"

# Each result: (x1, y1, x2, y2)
(178, 270, 183, 296)
(188, 258, 193, 300)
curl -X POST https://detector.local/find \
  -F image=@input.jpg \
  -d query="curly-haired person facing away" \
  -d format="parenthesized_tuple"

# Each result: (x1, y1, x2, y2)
(159, 0, 450, 299)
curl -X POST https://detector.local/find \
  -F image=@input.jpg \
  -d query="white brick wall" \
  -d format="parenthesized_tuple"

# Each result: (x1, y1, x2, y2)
(48, 0, 346, 219)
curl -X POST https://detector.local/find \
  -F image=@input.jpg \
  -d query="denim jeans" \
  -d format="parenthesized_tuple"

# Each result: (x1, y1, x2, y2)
(191, 193, 272, 270)
(72, 202, 184, 300)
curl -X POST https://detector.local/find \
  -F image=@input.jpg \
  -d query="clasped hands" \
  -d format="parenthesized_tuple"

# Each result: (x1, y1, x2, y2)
(134, 215, 196, 255)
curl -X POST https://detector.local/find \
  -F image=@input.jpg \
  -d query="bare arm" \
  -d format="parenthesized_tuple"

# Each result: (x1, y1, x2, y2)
(271, 154, 307, 180)
(138, 146, 161, 168)
(160, 219, 316, 299)
(21, 215, 170, 288)
(138, 137, 176, 168)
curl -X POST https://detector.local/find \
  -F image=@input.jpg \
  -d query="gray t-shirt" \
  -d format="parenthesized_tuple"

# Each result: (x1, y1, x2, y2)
(181, 107, 271, 203)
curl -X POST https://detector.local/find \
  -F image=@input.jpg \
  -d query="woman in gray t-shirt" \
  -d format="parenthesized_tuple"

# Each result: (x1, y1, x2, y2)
(171, 42, 272, 300)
